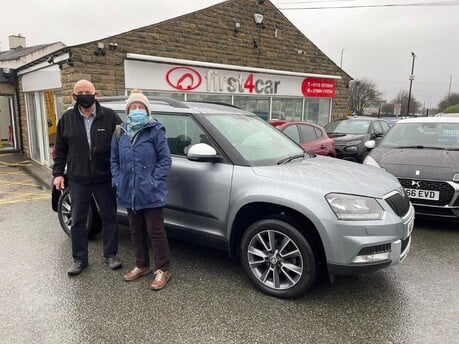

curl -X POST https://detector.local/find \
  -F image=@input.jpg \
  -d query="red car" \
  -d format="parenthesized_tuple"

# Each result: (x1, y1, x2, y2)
(269, 120, 336, 157)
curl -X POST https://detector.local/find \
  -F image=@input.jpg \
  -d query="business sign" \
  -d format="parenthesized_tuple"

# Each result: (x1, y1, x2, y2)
(394, 103, 402, 116)
(125, 60, 337, 98)
(301, 78, 336, 98)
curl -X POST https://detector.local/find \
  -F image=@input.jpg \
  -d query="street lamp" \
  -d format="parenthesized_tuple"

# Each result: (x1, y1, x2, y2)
(448, 75, 453, 98)
(406, 52, 416, 116)
(340, 48, 347, 68)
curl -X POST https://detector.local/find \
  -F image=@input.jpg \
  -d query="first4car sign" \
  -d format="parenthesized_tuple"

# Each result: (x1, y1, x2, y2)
(125, 59, 337, 98)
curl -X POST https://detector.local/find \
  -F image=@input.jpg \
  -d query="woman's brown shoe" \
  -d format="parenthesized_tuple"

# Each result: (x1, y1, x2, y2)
(123, 267, 151, 281)
(150, 270, 171, 290)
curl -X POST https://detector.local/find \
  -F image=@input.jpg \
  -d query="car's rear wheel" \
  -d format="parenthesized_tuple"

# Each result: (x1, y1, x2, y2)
(240, 219, 317, 299)
(57, 188, 102, 239)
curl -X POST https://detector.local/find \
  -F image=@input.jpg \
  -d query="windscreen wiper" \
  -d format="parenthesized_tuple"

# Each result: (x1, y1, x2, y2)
(397, 145, 446, 150)
(277, 153, 305, 165)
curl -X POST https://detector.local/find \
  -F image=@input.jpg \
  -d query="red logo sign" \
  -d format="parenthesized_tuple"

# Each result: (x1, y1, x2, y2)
(301, 78, 336, 98)
(166, 67, 202, 91)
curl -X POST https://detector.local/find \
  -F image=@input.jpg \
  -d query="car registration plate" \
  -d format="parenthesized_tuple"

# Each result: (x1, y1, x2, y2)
(405, 188, 440, 200)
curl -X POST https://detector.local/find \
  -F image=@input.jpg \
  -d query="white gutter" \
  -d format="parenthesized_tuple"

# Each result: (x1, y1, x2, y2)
(18, 52, 70, 75)
(126, 53, 341, 80)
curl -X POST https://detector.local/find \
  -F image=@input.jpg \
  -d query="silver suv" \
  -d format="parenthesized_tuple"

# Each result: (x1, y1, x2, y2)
(52, 97, 414, 298)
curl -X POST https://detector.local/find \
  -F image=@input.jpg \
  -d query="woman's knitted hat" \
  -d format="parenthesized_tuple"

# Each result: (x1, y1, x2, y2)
(125, 88, 151, 114)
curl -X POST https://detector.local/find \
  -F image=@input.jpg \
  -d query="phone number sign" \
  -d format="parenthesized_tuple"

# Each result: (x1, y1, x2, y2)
(301, 78, 336, 98)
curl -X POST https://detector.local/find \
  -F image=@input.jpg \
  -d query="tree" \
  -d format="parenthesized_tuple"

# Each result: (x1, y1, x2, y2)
(348, 79, 382, 115)
(381, 103, 394, 114)
(392, 90, 421, 116)
(438, 92, 459, 112)
(444, 104, 459, 113)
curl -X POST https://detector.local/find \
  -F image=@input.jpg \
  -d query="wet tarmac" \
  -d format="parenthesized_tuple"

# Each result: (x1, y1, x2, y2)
(0, 157, 458, 343)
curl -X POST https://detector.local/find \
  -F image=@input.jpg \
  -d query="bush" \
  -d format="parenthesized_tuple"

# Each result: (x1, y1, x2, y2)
(444, 104, 459, 113)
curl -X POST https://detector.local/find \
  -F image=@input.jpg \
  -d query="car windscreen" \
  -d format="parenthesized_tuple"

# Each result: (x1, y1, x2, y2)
(205, 114, 305, 165)
(380, 122, 459, 150)
(325, 119, 370, 134)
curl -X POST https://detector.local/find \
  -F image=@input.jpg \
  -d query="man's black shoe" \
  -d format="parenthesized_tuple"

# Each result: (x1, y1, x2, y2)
(105, 256, 122, 270)
(67, 261, 88, 276)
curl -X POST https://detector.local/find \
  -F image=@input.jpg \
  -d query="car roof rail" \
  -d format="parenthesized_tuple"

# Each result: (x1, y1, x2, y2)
(186, 100, 242, 109)
(98, 95, 189, 109)
(152, 97, 189, 108)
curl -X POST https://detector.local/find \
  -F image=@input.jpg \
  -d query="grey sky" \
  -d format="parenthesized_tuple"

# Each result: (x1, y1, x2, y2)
(2, 0, 458, 110)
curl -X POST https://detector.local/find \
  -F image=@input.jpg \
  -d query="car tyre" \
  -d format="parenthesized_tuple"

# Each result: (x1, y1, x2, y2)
(57, 188, 102, 239)
(240, 219, 317, 299)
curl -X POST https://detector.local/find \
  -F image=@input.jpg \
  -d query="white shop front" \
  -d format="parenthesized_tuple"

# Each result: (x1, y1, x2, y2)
(124, 54, 341, 127)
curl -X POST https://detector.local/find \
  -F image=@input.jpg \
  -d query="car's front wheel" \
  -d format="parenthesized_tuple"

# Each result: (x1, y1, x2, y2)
(241, 219, 317, 298)
(57, 188, 102, 239)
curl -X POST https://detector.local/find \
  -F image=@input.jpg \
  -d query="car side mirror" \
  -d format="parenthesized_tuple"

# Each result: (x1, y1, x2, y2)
(365, 140, 376, 149)
(187, 143, 222, 162)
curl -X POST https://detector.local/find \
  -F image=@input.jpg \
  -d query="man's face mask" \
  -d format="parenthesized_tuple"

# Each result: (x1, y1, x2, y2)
(74, 94, 96, 109)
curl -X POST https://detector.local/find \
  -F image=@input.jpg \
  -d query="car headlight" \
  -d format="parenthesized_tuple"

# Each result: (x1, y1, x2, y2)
(345, 140, 362, 146)
(325, 193, 384, 220)
(363, 155, 380, 168)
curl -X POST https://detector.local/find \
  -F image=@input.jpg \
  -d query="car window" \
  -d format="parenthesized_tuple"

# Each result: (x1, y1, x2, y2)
(380, 121, 390, 133)
(373, 121, 383, 135)
(314, 127, 323, 138)
(298, 124, 317, 143)
(325, 119, 370, 134)
(380, 122, 459, 149)
(283, 125, 301, 144)
(153, 113, 211, 156)
(205, 114, 304, 165)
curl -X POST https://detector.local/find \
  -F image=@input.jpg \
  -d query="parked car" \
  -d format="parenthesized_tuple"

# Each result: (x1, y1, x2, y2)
(325, 116, 391, 162)
(269, 120, 336, 157)
(52, 97, 413, 298)
(364, 117, 459, 221)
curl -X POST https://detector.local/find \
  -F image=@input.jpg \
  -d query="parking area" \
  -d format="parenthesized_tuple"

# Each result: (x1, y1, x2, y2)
(0, 155, 50, 205)
(0, 157, 458, 343)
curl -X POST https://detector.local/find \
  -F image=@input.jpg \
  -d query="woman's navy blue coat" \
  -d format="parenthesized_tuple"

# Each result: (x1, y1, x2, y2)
(110, 121, 171, 211)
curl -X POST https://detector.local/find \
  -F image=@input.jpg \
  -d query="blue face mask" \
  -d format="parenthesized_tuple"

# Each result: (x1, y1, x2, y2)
(128, 109, 148, 123)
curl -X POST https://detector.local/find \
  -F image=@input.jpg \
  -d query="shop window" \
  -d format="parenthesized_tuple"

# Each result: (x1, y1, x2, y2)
(143, 91, 184, 101)
(304, 98, 331, 126)
(272, 98, 303, 121)
(234, 96, 270, 121)
(186, 93, 232, 105)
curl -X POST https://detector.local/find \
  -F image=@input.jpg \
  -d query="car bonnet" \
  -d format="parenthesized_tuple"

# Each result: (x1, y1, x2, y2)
(370, 147, 459, 180)
(251, 155, 401, 198)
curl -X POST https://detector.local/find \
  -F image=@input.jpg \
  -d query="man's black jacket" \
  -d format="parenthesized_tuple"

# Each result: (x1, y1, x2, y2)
(52, 101, 122, 184)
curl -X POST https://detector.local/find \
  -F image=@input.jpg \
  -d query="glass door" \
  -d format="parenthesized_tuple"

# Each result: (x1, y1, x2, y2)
(25, 92, 50, 166)
(0, 95, 17, 151)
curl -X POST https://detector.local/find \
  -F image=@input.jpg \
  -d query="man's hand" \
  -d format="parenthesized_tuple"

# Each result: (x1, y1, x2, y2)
(54, 176, 65, 191)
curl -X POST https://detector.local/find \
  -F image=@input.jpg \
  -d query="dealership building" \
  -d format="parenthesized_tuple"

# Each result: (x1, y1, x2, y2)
(0, 0, 352, 169)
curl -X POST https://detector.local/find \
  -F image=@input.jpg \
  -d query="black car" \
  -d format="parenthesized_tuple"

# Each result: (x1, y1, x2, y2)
(325, 116, 390, 163)
(363, 117, 459, 221)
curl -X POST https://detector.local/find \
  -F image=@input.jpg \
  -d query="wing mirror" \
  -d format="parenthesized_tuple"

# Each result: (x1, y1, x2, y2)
(187, 143, 222, 162)
(364, 140, 376, 149)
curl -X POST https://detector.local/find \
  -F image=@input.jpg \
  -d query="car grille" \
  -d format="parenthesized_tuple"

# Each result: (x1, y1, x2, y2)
(398, 178, 455, 206)
(385, 192, 411, 217)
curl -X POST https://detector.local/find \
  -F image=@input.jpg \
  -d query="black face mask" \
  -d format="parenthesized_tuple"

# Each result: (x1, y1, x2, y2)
(74, 94, 96, 108)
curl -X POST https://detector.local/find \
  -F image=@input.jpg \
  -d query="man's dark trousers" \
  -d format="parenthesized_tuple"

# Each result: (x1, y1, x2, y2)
(69, 180, 118, 264)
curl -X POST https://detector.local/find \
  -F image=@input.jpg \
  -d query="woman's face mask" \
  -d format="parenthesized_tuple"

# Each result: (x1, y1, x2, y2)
(128, 109, 148, 123)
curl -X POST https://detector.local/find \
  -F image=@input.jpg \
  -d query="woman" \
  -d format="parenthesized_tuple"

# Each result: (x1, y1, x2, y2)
(111, 89, 172, 290)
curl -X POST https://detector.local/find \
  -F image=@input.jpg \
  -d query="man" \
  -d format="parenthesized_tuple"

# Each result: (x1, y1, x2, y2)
(53, 79, 123, 276)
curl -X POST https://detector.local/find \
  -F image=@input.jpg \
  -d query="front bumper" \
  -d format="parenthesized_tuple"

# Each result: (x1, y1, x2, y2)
(323, 203, 415, 276)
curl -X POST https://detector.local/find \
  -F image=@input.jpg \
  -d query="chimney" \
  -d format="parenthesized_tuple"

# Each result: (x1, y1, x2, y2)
(9, 34, 26, 49)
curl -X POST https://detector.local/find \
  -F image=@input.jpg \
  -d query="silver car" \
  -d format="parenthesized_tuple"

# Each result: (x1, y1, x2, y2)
(53, 97, 414, 298)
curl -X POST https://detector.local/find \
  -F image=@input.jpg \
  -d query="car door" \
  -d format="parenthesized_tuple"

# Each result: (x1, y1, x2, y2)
(298, 123, 329, 155)
(153, 113, 234, 240)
